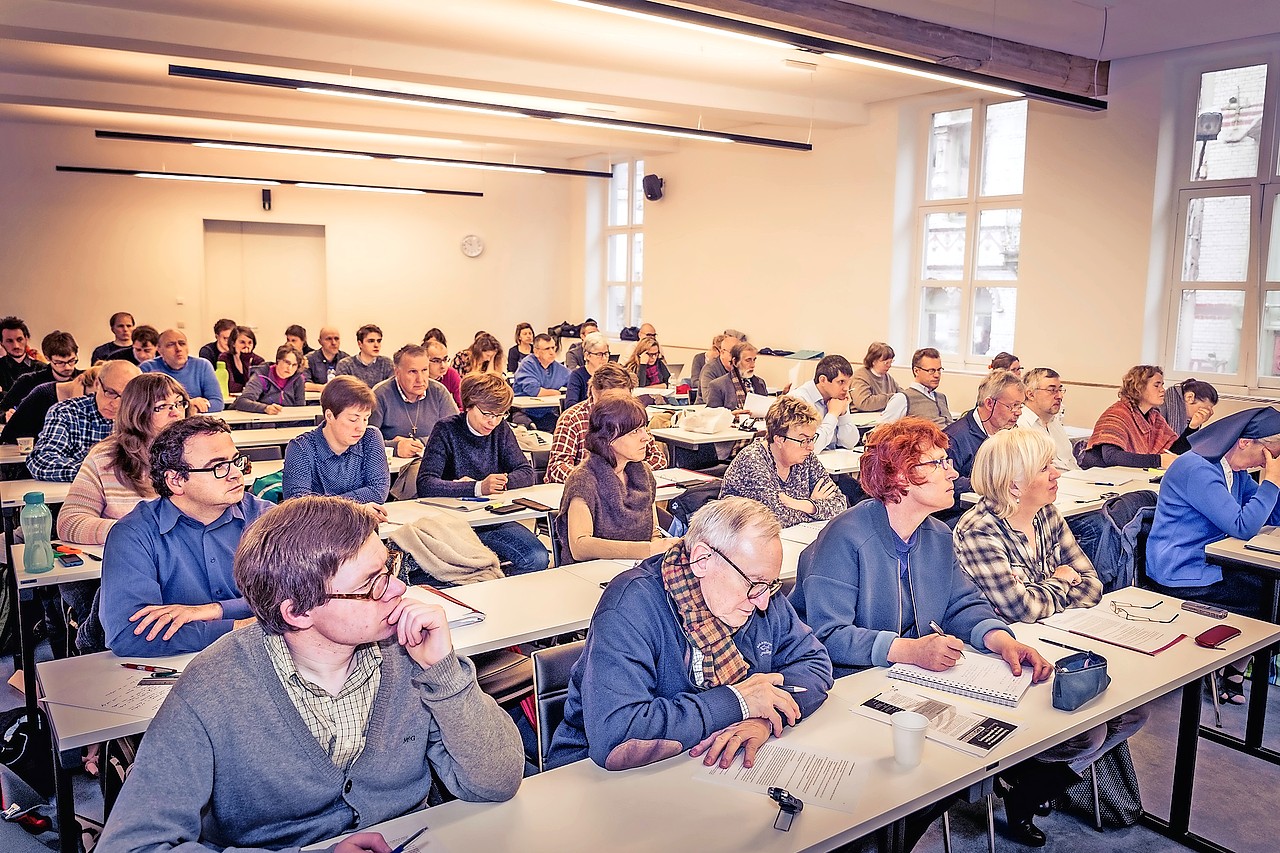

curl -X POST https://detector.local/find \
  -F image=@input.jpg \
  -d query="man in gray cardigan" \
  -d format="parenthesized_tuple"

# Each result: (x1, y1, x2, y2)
(97, 496, 524, 853)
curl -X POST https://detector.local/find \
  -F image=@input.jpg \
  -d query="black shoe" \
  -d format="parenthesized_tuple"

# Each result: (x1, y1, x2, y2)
(1004, 807, 1047, 847)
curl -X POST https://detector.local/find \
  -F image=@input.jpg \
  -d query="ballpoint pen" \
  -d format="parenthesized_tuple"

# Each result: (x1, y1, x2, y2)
(778, 685, 807, 694)
(121, 663, 178, 674)
(389, 825, 430, 853)
(928, 621, 965, 660)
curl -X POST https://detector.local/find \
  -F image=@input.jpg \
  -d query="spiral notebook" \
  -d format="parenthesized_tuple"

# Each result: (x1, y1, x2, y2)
(887, 654, 1034, 708)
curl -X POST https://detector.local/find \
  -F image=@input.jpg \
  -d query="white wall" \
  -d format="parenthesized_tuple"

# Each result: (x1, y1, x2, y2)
(0, 122, 574, 359)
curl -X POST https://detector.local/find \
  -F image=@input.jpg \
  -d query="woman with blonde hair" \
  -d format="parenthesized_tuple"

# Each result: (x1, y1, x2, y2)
(955, 428, 1148, 845)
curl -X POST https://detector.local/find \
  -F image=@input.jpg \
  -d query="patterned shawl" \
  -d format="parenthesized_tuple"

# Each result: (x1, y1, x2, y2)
(660, 541, 749, 687)
(1086, 400, 1177, 454)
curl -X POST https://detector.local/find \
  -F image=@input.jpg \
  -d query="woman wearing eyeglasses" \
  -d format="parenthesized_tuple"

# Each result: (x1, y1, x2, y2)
(231, 344, 305, 414)
(60, 373, 189, 546)
(622, 336, 672, 407)
(791, 417, 1052, 852)
(720, 396, 845, 528)
(564, 331, 611, 408)
(556, 392, 665, 564)
(955, 428, 1148, 846)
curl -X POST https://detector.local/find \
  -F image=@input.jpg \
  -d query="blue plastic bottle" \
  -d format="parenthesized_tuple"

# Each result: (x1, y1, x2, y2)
(21, 492, 54, 574)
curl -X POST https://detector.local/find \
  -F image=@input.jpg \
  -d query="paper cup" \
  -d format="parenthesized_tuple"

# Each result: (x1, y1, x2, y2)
(891, 711, 930, 768)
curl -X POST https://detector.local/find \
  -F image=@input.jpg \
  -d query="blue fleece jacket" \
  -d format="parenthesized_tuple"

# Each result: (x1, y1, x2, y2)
(548, 555, 833, 771)
(1146, 451, 1280, 587)
(790, 500, 1011, 678)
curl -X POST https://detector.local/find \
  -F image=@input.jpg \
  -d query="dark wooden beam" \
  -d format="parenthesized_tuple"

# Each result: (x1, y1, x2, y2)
(685, 0, 1108, 97)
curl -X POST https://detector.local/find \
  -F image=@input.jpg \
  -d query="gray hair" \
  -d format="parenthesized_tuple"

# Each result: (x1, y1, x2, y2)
(685, 497, 781, 553)
(1022, 367, 1060, 393)
(978, 369, 1024, 406)
(582, 331, 609, 354)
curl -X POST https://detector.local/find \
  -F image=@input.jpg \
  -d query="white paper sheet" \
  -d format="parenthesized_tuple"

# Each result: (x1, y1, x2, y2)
(40, 666, 175, 717)
(696, 741, 858, 812)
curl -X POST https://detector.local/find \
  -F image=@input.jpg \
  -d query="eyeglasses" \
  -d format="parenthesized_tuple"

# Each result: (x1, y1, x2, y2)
(185, 454, 250, 480)
(151, 398, 189, 414)
(325, 552, 403, 601)
(50, 357, 78, 369)
(1111, 600, 1178, 623)
(915, 367, 944, 375)
(428, 356, 449, 365)
(477, 409, 509, 419)
(995, 398, 1025, 414)
(97, 385, 127, 401)
(779, 434, 818, 447)
(586, 350, 610, 358)
(1037, 386, 1067, 396)
(707, 545, 783, 600)
(913, 456, 955, 471)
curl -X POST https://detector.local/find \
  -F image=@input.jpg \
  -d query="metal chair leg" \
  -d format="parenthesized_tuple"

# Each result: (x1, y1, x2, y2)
(941, 809, 952, 853)
(1209, 670, 1222, 728)
(985, 793, 996, 853)
(1090, 762, 1102, 830)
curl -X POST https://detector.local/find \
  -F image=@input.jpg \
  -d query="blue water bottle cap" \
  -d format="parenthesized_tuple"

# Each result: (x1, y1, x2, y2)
(23, 492, 45, 505)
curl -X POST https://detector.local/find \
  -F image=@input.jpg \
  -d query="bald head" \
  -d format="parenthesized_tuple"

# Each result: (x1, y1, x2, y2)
(317, 326, 341, 357)
(158, 329, 190, 370)
(95, 359, 140, 420)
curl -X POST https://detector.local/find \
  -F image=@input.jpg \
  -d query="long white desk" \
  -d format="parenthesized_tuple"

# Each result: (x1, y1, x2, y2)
(651, 425, 759, 449)
(316, 587, 1280, 853)
(962, 466, 1160, 518)
(229, 425, 312, 449)
(511, 394, 563, 410)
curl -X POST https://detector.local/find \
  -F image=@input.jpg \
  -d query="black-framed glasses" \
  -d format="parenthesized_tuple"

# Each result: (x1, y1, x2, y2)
(428, 356, 449, 365)
(50, 357, 78, 369)
(707, 545, 783, 600)
(915, 367, 944, 375)
(779, 434, 818, 447)
(325, 552, 403, 601)
(478, 408, 510, 419)
(1111, 600, 1178, 623)
(186, 454, 250, 480)
(913, 456, 955, 472)
(97, 384, 127, 401)
(151, 398, 189, 414)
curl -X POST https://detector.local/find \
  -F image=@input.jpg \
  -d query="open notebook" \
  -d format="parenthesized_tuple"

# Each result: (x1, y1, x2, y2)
(887, 654, 1034, 708)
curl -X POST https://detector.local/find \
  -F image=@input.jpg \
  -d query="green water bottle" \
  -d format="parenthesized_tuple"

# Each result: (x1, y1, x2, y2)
(21, 492, 54, 574)
(215, 360, 231, 397)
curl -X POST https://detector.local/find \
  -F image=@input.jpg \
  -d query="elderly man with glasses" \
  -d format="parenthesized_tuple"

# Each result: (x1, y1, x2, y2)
(97, 495, 523, 853)
(100, 416, 272, 657)
(548, 497, 833, 772)
(943, 369, 1025, 498)
(27, 359, 140, 481)
(1018, 367, 1079, 471)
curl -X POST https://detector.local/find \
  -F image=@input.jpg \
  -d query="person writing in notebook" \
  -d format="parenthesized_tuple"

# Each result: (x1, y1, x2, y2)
(97, 496, 523, 853)
(789, 417, 1050, 850)
(548, 498, 832, 772)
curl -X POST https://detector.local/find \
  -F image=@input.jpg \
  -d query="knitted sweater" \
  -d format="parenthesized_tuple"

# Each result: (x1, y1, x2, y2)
(231, 365, 306, 412)
(334, 354, 394, 388)
(850, 366, 902, 412)
(369, 378, 458, 445)
(556, 455, 656, 562)
(720, 438, 846, 527)
(416, 413, 534, 498)
(56, 441, 153, 545)
(96, 625, 523, 853)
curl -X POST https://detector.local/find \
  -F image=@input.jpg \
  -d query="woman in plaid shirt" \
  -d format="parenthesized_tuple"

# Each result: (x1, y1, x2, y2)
(955, 428, 1148, 846)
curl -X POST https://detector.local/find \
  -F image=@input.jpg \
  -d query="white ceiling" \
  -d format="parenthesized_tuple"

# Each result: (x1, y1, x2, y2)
(1, 0, 1277, 170)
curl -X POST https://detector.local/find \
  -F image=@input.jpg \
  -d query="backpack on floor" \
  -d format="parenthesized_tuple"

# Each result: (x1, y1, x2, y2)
(1055, 740, 1143, 827)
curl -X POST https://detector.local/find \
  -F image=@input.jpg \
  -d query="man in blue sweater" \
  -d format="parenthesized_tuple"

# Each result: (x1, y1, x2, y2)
(548, 497, 833, 771)
(512, 333, 569, 432)
(97, 495, 523, 853)
(139, 328, 224, 412)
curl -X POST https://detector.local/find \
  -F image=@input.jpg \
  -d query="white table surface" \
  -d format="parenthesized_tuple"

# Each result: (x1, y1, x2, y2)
(1, 478, 72, 509)
(229, 425, 312, 449)
(651, 425, 758, 448)
(318, 587, 1280, 853)
(215, 406, 318, 427)
(1206, 535, 1280, 573)
(0, 444, 30, 463)
(13, 542, 104, 587)
(817, 448, 862, 475)
(511, 394, 563, 410)
(963, 466, 1159, 518)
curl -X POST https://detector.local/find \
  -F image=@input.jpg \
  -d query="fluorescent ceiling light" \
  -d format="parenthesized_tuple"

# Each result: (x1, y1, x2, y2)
(552, 117, 732, 143)
(551, 0, 791, 49)
(194, 142, 374, 160)
(823, 53, 1023, 98)
(137, 172, 279, 185)
(96, 130, 607, 178)
(56, 166, 481, 197)
(169, 65, 814, 151)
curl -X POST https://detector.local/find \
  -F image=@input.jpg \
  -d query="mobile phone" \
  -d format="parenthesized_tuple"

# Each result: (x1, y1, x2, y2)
(485, 503, 526, 515)
(511, 497, 552, 512)
(57, 553, 84, 568)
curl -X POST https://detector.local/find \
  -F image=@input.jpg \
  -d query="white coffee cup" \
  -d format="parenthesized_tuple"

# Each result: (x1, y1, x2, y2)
(17, 437, 34, 454)
(891, 711, 930, 768)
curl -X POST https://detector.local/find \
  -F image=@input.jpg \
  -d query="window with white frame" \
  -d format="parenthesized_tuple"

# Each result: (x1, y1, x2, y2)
(602, 160, 645, 333)
(1164, 59, 1280, 388)
(915, 100, 1027, 365)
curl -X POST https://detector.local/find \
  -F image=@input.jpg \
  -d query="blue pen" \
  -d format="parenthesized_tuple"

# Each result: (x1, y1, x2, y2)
(458, 497, 489, 503)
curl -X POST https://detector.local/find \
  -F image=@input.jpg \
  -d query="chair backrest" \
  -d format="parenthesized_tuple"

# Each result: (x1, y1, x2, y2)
(243, 445, 284, 462)
(667, 480, 722, 527)
(531, 640, 586, 772)
(1087, 490, 1159, 591)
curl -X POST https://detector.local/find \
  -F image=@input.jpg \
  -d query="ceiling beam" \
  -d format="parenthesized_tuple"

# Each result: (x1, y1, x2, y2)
(683, 0, 1109, 97)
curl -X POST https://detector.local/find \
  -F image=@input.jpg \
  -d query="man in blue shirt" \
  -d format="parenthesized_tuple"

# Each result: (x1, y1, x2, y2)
(512, 333, 569, 432)
(101, 416, 272, 656)
(140, 329, 224, 412)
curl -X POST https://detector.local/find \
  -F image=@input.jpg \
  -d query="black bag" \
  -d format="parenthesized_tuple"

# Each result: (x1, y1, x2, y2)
(1055, 740, 1143, 827)
(668, 481, 722, 527)
(0, 707, 55, 799)
(619, 326, 641, 341)
(100, 735, 141, 818)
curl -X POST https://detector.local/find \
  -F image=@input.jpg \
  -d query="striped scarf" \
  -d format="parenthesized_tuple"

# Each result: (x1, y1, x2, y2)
(660, 541, 749, 688)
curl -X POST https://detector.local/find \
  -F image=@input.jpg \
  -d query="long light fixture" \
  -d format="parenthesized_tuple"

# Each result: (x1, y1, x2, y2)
(95, 130, 613, 178)
(554, 0, 1105, 111)
(168, 65, 814, 151)
(55, 166, 482, 197)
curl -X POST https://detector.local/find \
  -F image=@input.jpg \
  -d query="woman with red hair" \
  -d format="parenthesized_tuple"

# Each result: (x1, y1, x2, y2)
(790, 416, 1053, 850)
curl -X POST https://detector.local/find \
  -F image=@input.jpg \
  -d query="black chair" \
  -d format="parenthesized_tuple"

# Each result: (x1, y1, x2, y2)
(472, 648, 534, 709)
(531, 639, 586, 772)
(243, 446, 283, 462)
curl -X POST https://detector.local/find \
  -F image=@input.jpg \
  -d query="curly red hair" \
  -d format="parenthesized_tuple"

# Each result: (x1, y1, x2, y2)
(859, 417, 950, 504)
